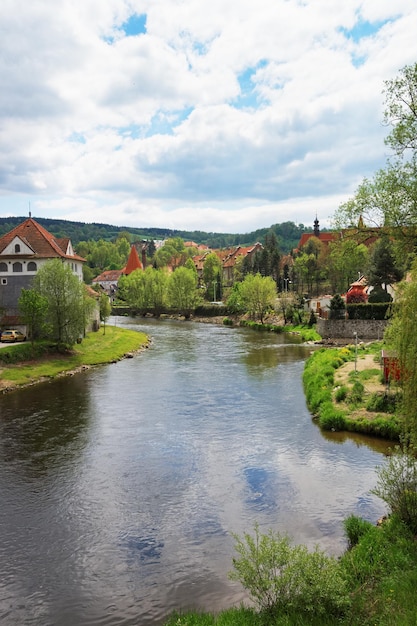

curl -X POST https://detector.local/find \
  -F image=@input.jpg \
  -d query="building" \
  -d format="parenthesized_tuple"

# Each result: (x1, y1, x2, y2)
(0, 217, 85, 324)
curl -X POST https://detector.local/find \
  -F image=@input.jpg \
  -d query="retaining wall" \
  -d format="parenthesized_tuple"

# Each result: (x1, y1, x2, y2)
(317, 318, 388, 341)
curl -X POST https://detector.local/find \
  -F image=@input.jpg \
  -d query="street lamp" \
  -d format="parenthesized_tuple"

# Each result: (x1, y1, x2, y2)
(354, 331, 358, 373)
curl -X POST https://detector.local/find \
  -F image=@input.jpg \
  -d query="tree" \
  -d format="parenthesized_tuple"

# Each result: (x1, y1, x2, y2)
(168, 266, 199, 318)
(202, 253, 222, 301)
(384, 259, 417, 445)
(334, 62, 417, 255)
(240, 273, 277, 323)
(329, 294, 346, 320)
(34, 259, 93, 345)
(368, 235, 403, 290)
(99, 293, 111, 334)
(144, 266, 168, 316)
(18, 288, 48, 345)
(327, 240, 369, 293)
(383, 62, 417, 157)
(119, 270, 147, 314)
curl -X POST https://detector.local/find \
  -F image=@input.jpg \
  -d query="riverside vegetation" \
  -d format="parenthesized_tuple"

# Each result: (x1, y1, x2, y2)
(0, 325, 148, 392)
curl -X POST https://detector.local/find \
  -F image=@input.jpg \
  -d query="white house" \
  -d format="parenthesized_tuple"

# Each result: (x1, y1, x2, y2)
(0, 217, 85, 325)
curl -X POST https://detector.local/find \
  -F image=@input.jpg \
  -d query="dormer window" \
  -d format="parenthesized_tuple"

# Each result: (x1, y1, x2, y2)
(15, 244, 21, 253)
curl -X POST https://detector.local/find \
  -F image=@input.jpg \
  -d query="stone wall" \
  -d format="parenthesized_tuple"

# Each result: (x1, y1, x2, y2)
(317, 318, 388, 341)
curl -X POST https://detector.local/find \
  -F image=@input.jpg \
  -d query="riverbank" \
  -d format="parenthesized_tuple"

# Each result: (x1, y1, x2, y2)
(302, 342, 401, 441)
(0, 325, 149, 393)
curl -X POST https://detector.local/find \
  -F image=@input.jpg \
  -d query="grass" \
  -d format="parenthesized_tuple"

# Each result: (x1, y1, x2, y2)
(0, 325, 148, 389)
(302, 343, 402, 440)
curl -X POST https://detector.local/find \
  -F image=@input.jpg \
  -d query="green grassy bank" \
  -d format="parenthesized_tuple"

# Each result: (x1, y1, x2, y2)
(302, 342, 401, 440)
(0, 325, 148, 392)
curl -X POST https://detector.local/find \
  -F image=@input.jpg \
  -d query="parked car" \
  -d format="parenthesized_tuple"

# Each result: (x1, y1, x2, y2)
(0, 329, 27, 343)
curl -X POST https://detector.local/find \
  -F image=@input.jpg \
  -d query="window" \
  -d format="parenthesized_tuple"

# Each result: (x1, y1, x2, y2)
(12, 262, 23, 272)
(1, 278, 7, 285)
(27, 261, 37, 271)
(0, 262, 7, 272)
(14, 244, 21, 253)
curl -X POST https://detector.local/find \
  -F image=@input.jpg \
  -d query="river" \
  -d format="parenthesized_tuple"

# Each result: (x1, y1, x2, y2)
(0, 317, 392, 625)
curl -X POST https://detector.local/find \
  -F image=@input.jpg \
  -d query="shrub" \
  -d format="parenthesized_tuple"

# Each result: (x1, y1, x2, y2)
(366, 392, 398, 413)
(343, 514, 373, 549)
(329, 294, 345, 320)
(348, 380, 364, 404)
(371, 447, 417, 534)
(223, 317, 233, 326)
(335, 385, 348, 402)
(229, 524, 350, 618)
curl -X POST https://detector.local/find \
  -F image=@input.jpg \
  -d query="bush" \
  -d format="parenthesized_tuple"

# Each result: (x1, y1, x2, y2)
(343, 514, 373, 549)
(371, 448, 417, 534)
(223, 317, 233, 326)
(348, 380, 364, 404)
(366, 392, 398, 413)
(329, 294, 345, 320)
(335, 385, 348, 402)
(229, 524, 350, 618)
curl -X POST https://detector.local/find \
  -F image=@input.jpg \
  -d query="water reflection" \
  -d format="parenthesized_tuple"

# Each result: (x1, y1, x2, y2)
(0, 375, 91, 475)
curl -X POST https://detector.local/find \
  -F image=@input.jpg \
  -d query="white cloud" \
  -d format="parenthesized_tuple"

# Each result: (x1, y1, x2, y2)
(1, 0, 417, 233)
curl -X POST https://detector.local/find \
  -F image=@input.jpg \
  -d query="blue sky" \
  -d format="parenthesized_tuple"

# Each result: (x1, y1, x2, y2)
(1, 0, 417, 233)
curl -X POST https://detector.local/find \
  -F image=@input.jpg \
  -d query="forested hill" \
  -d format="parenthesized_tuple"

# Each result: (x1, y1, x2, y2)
(0, 216, 313, 253)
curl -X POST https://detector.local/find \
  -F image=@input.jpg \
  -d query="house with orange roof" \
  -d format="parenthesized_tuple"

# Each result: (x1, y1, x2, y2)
(0, 216, 86, 323)
(221, 243, 263, 285)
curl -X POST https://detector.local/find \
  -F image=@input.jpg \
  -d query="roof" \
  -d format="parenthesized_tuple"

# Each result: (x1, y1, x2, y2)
(123, 244, 143, 275)
(0, 217, 85, 262)
(92, 269, 124, 283)
(297, 232, 337, 250)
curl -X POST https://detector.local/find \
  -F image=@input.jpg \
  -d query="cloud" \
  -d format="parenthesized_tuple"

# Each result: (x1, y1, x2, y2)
(1, 0, 417, 233)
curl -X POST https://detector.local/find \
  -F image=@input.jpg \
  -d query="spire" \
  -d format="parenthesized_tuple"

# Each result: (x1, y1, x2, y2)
(124, 244, 143, 275)
(313, 214, 320, 237)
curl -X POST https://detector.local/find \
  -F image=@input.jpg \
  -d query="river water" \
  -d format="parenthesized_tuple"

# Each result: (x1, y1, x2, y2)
(0, 318, 392, 625)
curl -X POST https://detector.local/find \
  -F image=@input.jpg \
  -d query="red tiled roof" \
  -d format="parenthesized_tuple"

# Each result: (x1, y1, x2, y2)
(123, 245, 143, 275)
(297, 232, 337, 249)
(93, 269, 124, 282)
(0, 218, 85, 262)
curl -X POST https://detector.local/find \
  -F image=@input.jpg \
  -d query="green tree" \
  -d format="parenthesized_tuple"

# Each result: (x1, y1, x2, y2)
(99, 293, 112, 334)
(143, 266, 168, 316)
(334, 62, 417, 256)
(34, 259, 93, 345)
(119, 270, 147, 314)
(383, 62, 417, 157)
(368, 235, 403, 290)
(240, 273, 277, 323)
(328, 240, 369, 293)
(202, 252, 222, 301)
(168, 266, 198, 318)
(18, 288, 48, 345)
(385, 259, 417, 444)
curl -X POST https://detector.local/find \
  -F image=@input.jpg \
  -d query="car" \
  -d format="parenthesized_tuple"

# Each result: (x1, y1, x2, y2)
(0, 329, 27, 343)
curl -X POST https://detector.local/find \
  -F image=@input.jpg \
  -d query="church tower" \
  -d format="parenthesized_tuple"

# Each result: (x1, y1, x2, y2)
(313, 215, 320, 237)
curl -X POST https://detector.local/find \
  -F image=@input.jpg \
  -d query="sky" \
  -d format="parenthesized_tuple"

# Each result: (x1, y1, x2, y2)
(1, 0, 417, 235)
